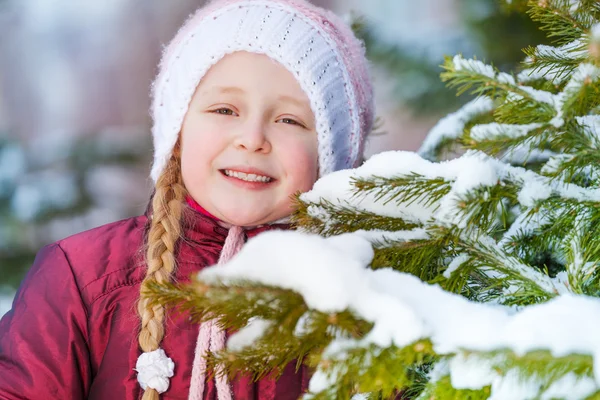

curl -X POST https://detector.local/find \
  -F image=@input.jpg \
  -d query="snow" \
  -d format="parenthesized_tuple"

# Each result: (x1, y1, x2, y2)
(302, 147, 600, 245)
(227, 318, 272, 352)
(201, 232, 377, 313)
(502, 147, 556, 165)
(302, 150, 507, 229)
(199, 230, 600, 396)
(540, 373, 597, 400)
(577, 115, 600, 148)
(519, 85, 556, 107)
(499, 212, 550, 250)
(564, 64, 600, 96)
(443, 253, 469, 278)
(448, 353, 503, 390)
(418, 96, 494, 159)
(296, 149, 600, 296)
(451, 55, 515, 86)
(470, 123, 542, 141)
(452, 55, 496, 79)
(518, 65, 568, 84)
(516, 174, 552, 207)
(351, 228, 429, 245)
(541, 153, 574, 174)
(301, 152, 439, 225)
(535, 40, 586, 61)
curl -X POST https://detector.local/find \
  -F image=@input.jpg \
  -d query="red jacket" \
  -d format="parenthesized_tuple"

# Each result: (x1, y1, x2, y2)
(0, 207, 310, 399)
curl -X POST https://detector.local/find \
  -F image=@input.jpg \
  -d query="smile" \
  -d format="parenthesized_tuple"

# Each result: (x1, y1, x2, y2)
(221, 169, 273, 183)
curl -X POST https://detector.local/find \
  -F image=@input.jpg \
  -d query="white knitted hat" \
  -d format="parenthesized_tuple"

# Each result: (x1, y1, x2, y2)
(150, 0, 374, 183)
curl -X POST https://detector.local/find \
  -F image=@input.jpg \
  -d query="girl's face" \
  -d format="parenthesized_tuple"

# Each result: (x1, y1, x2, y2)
(180, 51, 319, 227)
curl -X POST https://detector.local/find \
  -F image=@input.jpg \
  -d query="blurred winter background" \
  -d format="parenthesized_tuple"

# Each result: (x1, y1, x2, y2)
(0, 0, 544, 316)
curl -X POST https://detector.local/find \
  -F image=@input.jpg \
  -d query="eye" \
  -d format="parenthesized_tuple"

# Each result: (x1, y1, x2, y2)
(277, 117, 305, 128)
(211, 107, 237, 116)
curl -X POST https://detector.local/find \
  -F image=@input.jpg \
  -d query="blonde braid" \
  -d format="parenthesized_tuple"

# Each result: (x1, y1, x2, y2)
(138, 144, 187, 400)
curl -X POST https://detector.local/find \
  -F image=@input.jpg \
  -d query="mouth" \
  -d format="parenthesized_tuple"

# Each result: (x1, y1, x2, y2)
(219, 168, 275, 184)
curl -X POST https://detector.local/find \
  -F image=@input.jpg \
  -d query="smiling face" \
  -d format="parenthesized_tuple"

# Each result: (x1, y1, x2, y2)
(180, 51, 319, 227)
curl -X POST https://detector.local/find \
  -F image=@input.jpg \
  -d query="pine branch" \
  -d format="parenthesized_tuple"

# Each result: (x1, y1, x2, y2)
(418, 375, 491, 400)
(143, 279, 306, 330)
(561, 66, 600, 117)
(521, 42, 588, 84)
(371, 227, 453, 281)
(209, 310, 374, 382)
(464, 123, 555, 158)
(527, 0, 595, 45)
(441, 56, 530, 99)
(493, 97, 556, 125)
(307, 341, 436, 400)
(352, 174, 450, 210)
(441, 226, 560, 305)
(451, 182, 518, 231)
(292, 196, 421, 237)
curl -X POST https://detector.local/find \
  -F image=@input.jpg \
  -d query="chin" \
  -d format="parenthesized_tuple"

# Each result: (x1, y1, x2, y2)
(219, 210, 270, 227)
(220, 208, 288, 227)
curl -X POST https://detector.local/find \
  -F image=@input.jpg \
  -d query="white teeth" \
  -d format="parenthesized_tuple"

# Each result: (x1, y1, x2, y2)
(224, 169, 272, 183)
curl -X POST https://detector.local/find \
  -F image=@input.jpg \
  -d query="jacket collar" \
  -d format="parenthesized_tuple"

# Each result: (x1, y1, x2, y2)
(183, 196, 291, 239)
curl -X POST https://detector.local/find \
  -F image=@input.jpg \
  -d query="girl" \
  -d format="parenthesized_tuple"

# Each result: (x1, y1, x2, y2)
(0, 0, 374, 398)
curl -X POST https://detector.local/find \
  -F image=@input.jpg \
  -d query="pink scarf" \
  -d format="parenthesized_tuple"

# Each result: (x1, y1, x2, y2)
(187, 198, 244, 400)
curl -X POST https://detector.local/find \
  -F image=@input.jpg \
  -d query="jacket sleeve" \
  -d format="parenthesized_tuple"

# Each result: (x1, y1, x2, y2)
(0, 243, 91, 399)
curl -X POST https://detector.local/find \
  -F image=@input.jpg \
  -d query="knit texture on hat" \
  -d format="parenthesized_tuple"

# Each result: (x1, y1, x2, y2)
(150, 0, 374, 182)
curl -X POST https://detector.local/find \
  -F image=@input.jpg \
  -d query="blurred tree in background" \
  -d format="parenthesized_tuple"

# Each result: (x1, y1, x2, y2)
(0, 131, 151, 292)
(355, 0, 549, 115)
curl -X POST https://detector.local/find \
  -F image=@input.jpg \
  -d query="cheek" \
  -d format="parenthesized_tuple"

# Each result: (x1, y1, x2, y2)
(279, 137, 318, 191)
(180, 122, 225, 182)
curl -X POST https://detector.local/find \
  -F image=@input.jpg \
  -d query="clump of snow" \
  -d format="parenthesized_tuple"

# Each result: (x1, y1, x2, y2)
(564, 64, 600, 96)
(307, 367, 339, 395)
(448, 353, 500, 390)
(517, 174, 552, 207)
(443, 253, 470, 278)
(352, 228, 429, 246)
(419, 96, 494, 160)
(576, 115, 600, 148)
(470, 123, 542, 141)
(452, 55, 495, 79)
(540, 373, 597, 400)
(227, 318, 272, 352)
(518, 65, 567, 85)
(536, 40, 586, 61)
(499, 212, 550, 250)
(541, 153, 574, 174)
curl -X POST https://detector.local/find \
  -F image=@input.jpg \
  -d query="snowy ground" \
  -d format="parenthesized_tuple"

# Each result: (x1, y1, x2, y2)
(0, 292, 14, 318)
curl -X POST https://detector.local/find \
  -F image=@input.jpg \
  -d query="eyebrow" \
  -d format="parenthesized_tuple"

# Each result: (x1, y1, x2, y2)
(208, 86, 246, 95)
(277, 94, 310, 109)
(204, 86, 310, 110)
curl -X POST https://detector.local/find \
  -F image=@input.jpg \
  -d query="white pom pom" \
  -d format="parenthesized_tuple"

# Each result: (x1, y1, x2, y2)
(135, 348, 175, 394)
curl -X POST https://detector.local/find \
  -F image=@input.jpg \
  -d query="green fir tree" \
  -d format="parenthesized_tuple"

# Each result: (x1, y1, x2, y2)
(147, 1, 600, 398)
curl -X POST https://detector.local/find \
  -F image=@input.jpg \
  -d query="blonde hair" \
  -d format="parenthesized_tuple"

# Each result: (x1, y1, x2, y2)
(137, 142, 187, 400)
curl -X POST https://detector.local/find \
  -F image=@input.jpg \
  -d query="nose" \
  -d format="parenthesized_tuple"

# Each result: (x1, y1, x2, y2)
(233, 119, 272, 153)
